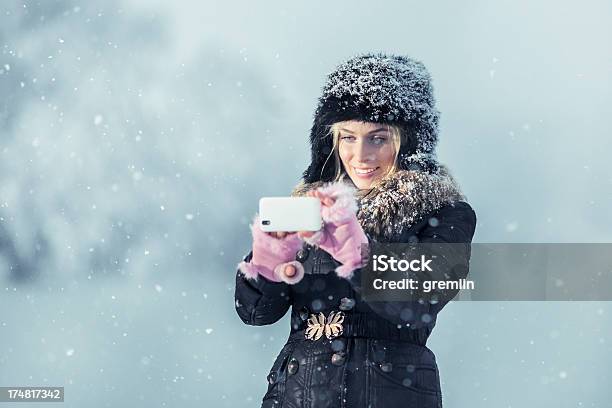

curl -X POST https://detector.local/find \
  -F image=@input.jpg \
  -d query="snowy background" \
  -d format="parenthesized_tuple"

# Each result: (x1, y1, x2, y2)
(1, 0, 611, 406)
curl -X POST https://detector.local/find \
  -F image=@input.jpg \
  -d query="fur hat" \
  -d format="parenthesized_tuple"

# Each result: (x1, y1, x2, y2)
(302, 53, 441, 183)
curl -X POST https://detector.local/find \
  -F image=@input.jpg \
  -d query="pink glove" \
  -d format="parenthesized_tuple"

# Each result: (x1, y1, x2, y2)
(237, 214, 305, 285)
(300, 182, 369, 279)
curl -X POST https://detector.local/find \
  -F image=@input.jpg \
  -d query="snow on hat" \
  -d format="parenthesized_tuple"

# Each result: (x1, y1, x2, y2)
(302, 53, 441, 183)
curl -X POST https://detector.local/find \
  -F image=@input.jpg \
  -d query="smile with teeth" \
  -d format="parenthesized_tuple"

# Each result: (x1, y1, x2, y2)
(353, 167, 379, 175)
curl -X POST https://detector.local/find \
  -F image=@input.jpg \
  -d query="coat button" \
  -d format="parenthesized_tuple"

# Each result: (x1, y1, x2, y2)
(331, 351, 346, 366)
(299, 306, 310, 321)
(267, 371, 277, 384)
(296, 248, 309, 263)
(287, 358, 299, 375)
(339, 297, 355, 311)
(380, 362, 393, 373)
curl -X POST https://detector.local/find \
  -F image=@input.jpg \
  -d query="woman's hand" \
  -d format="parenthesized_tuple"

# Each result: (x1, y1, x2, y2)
(237, 216, 305, 284)
(267, 231, 293, 239)
(265, 232, 300, 279)
(295, 182, 368, 279)
(307, 189, 336, 206)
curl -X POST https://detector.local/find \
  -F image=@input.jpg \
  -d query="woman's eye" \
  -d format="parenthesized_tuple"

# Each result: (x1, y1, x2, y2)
(371, 136, 387, 145)
(340, 136, 356, 141)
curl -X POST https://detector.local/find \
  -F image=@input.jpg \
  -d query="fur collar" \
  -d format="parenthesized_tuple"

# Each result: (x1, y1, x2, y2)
(291, 166, 465, 242)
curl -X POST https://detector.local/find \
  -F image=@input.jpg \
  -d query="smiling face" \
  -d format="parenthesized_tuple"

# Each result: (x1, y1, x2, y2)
(334, 120, 399, 190)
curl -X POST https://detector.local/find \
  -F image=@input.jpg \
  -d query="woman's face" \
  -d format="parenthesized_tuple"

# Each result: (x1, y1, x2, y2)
(337, 120, 396, 190)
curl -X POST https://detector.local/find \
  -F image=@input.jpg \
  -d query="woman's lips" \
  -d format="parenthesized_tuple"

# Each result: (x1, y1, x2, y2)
(353, 167, 379, 178)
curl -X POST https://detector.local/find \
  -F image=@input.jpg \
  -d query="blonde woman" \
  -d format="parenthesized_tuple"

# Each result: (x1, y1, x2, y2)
(235, 53, 476, 408)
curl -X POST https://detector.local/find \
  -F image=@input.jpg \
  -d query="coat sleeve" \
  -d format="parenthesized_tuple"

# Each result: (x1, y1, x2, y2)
(234, 250, 292, 326)
(347, 201, 477, 328)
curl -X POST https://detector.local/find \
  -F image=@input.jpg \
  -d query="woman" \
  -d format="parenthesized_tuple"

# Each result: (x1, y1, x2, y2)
(234, 53, 476, 408)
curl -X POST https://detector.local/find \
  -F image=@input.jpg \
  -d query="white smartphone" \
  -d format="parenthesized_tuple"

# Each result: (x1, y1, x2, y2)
(259, 197, 322, 232)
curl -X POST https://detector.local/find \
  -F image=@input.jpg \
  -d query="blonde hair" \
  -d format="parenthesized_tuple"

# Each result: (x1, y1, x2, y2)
(319, 121, 404, 194)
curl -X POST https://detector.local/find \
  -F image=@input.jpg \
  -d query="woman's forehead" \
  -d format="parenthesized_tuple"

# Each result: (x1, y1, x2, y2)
(337, 120, 389, 134)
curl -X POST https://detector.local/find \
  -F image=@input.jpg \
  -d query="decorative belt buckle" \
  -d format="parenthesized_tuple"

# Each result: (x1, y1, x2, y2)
(305, 310, 345, 341)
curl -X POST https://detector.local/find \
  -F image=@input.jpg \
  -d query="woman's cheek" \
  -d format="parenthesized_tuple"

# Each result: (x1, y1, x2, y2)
(338, 145, 351, 163)
(379, 145, 395, 170)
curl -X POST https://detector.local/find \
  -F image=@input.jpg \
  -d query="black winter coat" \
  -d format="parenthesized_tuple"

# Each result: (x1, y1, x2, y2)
(235, 171, 476, 408)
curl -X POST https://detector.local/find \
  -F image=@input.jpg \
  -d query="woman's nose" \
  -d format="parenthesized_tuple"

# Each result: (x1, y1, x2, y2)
(354, 140, 375, 163)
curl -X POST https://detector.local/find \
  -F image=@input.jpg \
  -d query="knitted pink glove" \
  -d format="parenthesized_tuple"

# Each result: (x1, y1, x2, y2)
(300, 182, 369, 279)
(237, 214, 305, 285)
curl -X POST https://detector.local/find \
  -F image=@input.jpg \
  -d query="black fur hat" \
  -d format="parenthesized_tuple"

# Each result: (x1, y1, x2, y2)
(302, 53, 441, 183)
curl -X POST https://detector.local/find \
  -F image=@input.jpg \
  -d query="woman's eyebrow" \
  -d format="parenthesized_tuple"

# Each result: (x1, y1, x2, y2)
(340, 127, 389, 135)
